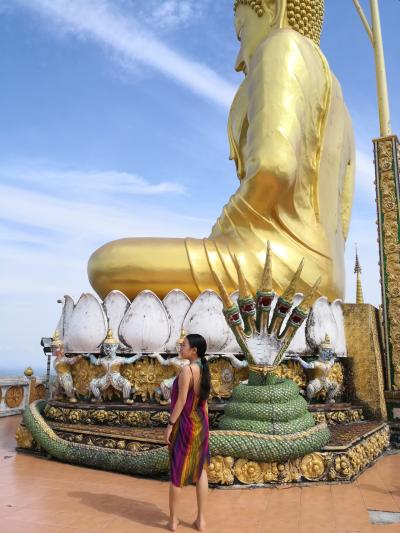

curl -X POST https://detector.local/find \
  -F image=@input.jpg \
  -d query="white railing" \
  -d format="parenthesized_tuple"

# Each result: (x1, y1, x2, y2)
(0, 375, 46, 417)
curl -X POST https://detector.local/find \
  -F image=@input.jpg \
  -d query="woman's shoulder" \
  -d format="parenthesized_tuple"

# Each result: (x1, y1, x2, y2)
(179, 365, 192, 379)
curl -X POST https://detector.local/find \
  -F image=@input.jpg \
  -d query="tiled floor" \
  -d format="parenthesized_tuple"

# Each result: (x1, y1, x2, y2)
(1, 416, 400, 532)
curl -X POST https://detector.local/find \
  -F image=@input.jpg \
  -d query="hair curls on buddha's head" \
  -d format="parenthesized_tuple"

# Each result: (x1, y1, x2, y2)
(233, 0, 324, 46)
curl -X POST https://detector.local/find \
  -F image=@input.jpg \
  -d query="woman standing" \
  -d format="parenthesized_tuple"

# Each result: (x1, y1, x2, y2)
(165, 333, 210, 531)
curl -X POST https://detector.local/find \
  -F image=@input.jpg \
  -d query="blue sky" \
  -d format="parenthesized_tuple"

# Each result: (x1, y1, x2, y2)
(0, 0, 399, 375)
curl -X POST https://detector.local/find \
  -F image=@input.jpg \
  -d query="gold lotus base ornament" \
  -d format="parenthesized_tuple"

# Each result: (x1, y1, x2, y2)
(208, 424, 389, 486)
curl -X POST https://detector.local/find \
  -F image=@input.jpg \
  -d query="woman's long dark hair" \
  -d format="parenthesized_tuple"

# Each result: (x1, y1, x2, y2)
(186, 333, 210, 402)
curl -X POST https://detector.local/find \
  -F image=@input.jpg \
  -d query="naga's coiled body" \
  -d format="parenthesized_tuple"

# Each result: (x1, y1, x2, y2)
(23, 375, 330, 477)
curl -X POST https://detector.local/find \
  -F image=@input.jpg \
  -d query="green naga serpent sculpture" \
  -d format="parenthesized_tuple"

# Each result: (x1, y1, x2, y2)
(23, 243, 330, 477)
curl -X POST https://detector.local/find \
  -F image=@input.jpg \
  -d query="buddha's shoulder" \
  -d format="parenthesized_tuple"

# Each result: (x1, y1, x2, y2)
(256, 28, 323, 61)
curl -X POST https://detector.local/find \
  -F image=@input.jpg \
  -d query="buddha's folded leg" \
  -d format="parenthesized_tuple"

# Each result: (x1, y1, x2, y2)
(88, 237, 205, 300)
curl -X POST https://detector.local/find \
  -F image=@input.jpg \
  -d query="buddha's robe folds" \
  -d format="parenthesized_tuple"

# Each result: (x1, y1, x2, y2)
(88, 29, 354, 302)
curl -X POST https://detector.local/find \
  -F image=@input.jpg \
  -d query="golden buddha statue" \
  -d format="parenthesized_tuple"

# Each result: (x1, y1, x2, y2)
(88, 0, 354, 302)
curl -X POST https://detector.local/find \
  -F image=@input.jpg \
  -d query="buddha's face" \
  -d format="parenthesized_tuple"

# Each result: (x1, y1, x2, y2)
(234, 4, 276, 74)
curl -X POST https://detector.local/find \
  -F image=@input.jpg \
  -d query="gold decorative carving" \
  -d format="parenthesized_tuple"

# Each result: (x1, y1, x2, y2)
(29, 379, 46, 404)
(44, 403, 168, 428)
(328, 425, 390, 481)
(312, 409, 364, 425)
(68, 356, 320, 402)
(343, 304, 387, 419)
(34, 384, 46, 401)
(70, 358, 104, 396)
(55, 430, 161, 453)
(300, 452, 326, 480)
(375, 136, 400, 390)
(121, 358, 175, 402)
(208, 456, 235, 485)
(273, 360, 307, 388)
(5, 385, 24, 408)
(234, 458, 263, 484)
(15, 425, 34, 449)
(209, 359, 248, 399)
(208, 426, 389, 485)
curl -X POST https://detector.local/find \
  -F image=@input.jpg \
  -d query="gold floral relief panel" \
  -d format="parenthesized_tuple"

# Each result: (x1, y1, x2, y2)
(5, 385, 24, 408)
(376, 136, 400, 389)
(70, 358, 105, 396)
(209, 359, 248, 399)
(121, 358, 175, 401)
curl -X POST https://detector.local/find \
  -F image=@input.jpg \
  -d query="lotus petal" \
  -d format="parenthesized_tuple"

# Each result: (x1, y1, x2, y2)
(182, 290, 234, 353)
(331, 299, 346, 356)
(103, 290, 131, 347)
(162, 289, 192, 352)
(55, 295, 75, 340)
(119, 290, 170, 352)
(64, 293, 107, 352)
(305, 297, 338, 352)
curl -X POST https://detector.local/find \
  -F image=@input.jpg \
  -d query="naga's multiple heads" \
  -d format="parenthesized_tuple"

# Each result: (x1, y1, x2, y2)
(213, 242, 321, 367)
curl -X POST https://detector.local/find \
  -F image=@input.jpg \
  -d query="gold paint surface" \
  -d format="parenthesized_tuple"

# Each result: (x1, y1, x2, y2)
(15, 425, 34, 449)
(88, 2, 354, 302)
(343, 303, 387, 419)
(374, 136, 400, 390)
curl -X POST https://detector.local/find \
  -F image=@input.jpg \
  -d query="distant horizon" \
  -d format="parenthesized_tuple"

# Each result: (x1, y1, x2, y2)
(1, 0, 399, 372)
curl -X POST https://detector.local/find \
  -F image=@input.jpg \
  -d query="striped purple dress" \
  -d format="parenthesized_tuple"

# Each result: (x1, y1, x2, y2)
(169, 364, 210, 487)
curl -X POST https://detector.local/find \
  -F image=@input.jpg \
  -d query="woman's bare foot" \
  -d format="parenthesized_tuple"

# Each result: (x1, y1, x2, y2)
(168, 517, 179, 531)
(193, 518, 206, 531)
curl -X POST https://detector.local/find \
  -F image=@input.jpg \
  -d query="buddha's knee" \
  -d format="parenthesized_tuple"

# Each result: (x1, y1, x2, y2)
(88, 237, 195, 300)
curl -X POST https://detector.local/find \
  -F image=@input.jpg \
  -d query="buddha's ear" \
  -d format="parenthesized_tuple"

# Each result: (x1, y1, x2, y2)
(266, 0, 286, 29)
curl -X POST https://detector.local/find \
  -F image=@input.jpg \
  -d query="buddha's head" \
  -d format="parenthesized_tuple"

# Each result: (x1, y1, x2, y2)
(233, 0, 324, 74)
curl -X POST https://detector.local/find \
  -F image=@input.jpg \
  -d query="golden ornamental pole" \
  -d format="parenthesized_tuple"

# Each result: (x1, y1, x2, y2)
(370, 0, 391, 136)
(353, 0, 399, 393)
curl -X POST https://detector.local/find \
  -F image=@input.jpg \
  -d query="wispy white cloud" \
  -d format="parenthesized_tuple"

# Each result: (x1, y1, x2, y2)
(0, 164, 212, 374)
(0, 183, 210, 242)
(14, 0, 235, 108)
(3, 166, 187, 197)
(141, 0, 209, 31)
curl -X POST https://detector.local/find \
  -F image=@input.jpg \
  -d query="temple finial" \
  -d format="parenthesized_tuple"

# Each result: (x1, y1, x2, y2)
(354, 245, 364, 304)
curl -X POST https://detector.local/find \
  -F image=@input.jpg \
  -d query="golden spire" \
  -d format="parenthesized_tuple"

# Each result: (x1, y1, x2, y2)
(260, 241, 273, 292)
(354, 247, 364, 304)
(233, 255, 252, 298)
(281, 259, 304, 302)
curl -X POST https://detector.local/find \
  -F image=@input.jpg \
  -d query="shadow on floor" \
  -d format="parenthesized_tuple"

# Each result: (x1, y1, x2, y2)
(69, 491, 192, 529)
